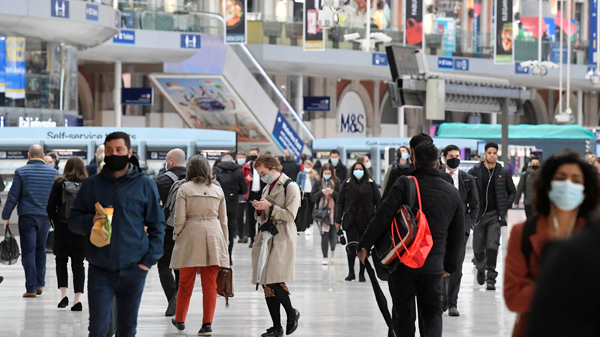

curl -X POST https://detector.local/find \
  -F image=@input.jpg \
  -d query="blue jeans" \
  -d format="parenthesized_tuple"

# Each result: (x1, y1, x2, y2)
(88, 264, 149, 337)
(18, 215, 50, 293)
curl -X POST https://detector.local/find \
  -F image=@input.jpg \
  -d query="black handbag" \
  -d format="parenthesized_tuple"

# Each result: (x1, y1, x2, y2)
(371, 176, 418, 281)
(0, 226, 20, 265)
(312, 207, 330, 222)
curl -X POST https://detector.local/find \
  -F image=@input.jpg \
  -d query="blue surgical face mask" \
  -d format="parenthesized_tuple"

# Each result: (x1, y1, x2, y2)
(401, 152, 410, 160)
(353, 170, 364, 180)
(323, 173, 332, 180)
(237, 158, 246, 165)
(331, 158, 339, 165)
(549, 180, 585, 211)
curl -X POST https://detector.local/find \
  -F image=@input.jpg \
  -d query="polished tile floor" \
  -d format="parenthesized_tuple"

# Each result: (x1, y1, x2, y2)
(0, 210, 526, 337)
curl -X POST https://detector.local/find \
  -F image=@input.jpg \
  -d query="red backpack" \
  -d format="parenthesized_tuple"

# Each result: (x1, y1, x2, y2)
(391, 176, 433, 268)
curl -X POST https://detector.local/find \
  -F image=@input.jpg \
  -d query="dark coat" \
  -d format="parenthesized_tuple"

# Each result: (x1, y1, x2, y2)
(311, 178, 341, 204)
(156, 166, 187, 206)
(2, 160, 58, 219)
(335, 176, 381, 231)
(382, 163, 415, 200)
(69, 164, 166, 271)
(515, 168, 535, 206)
(86, 163, 98, 177)
(468, 162, 516, 222)
(213, 161, 248, 203)
(329, 160, 348, 182)
(526, 216, 600, 337)
(46, 178, 86, 257)
(281, 159, 300, 183)
(359, 167, 464, 274)
(441, 168, 480, 234)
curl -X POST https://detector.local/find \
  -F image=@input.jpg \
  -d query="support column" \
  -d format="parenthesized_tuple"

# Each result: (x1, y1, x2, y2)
(482, 0, 489, 49)
(296, 75, 304, 142)
(501, 98, 510, 164)
(577, 89, 583, 126)
(461, 0, 469, 52)
(114, 61, 122, 128)
(391, 0, 399, 30)
(490, 112, 497, 124)
(547, 89, 554, 120)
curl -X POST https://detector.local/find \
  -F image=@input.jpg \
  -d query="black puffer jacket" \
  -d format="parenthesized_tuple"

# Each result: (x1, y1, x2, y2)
(214, 161, 248, 202)
(468, 162, 516, 223)
(335, 176, 382, 231)
(359, 167, 464, 274)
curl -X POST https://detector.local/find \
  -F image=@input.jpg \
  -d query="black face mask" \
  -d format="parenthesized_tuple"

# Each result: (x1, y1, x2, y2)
(104, 155, 130, 172)
(248, 155, 258, 162)
(446, 157, 461, 169)
(531, 165, 539, 171)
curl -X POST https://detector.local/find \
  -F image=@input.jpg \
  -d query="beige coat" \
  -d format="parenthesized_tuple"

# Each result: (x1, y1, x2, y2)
(170, 181, 230, 270)
(251, 173, 300, 285)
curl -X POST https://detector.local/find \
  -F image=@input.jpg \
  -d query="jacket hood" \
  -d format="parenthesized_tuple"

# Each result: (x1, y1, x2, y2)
(216, 160, 239, 172)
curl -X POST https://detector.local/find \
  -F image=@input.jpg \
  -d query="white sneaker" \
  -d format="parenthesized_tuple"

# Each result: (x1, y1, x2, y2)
(322, 258, 328, 265)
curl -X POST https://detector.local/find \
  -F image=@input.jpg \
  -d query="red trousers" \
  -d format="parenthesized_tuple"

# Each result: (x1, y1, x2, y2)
(175, 265, 220, 324)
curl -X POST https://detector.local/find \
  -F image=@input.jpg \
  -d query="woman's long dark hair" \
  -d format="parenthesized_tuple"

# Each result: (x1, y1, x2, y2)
(346, 162, 375, 224)
(63, 157, 88, 182)
(532, 150, 600, 217)
(318, 163, 339, 184)
(350, 162, 372, 181)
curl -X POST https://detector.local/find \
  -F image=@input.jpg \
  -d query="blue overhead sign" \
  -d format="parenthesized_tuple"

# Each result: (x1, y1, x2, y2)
(122, 88, 153, 105)
(113, 30, 135, 45)
(438, 57, 453, 69)
(303, 96, 330, 112)
(454, 58, 469, 71)
(180, 34, 201, 49)
(272, 112, 304, 162)
(515, 63, 530, 74)
(372, 53, 388, 66)
(51, 0, 69, 19)
(86, 4, 99, 22)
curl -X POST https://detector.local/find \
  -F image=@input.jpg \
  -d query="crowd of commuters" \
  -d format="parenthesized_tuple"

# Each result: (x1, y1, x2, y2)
(3, 131, 600, 337)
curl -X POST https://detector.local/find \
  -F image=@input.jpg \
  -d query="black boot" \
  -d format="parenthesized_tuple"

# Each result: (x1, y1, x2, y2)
(358, 262, 366, 282)
(486, 248, 499, 290)
(345, 252, 356, 281)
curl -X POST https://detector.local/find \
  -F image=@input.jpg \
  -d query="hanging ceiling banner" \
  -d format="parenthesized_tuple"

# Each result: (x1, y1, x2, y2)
(590, 0, 598, 66)
(225, 0, 247, 44)
(404, 0, 423, 49)
(303, 0, 324, 51)
(494, 0, 514, 64)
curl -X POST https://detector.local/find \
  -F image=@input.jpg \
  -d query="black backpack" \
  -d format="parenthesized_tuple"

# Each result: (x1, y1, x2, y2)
(163, 171, 186, 227)
(60, 180, 82, 223)
(215, 167, 241, 201)
(282, 179, 307, 232)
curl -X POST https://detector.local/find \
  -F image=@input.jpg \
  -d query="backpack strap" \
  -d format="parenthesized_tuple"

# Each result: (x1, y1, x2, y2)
(164, 171, 178, 182)
(408, 176, 422, 211)
(521, 215, 539, 278)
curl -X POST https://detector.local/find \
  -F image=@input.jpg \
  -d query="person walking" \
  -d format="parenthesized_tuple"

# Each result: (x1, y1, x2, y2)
(86, 145, 105, 177)
(311, 163, 340, 265)
(468, 142, 516, 291)
(170, 155, 230, 336)
(383, 133, 433, 199)
(155, 148, 187, 316)
(69, 132, 165, 337)
(236, 152, 249, 243)
(251, 155, 301, 337)
(214, 152, 248, 265)
(382, 146, 410, 192)
(335, 162, 381, 282)
(329, 149, 347, 182)
(46, 157, 88, 311)
(358, 142, 464, 337)
(515, 156, 540, 219)
(504, 151, 599, 337)
(281, 151, 300, 182)
(296, 160, 317, 233)
(2, 144, 58, 297)
(244, 148, 266, 248)
(440, 145, 479, 317)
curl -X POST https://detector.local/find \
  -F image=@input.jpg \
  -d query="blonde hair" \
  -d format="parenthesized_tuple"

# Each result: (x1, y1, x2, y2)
(304, 160, 317, 180)
(98, 153, 106, 172)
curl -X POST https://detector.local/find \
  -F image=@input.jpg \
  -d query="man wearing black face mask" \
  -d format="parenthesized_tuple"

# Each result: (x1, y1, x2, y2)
(69, 132, 165, 337)
(440, 145, 479, 317)
(515, 156, 539, 219)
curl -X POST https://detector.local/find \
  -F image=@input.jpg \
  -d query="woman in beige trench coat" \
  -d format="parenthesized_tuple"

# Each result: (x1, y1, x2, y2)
(251, 155, 301, 337)
(170, 155, 229, 336)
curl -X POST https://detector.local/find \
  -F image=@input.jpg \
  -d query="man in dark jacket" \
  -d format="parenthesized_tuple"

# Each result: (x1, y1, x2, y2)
(2, 144, 58, 297)
(329, 149, 347, 182)
(440, 145, 479, 317)
(69, 132, 165, 337)
(155, 148, 187, 316)
(86, 145, 105, 177)
(515, 156, 539, 219)
(281, 151, 300, 182)
(358, 142, 464, 337)
(468, 142, 516, 291)
(214, 152, 248, 263)
(243, 148, 266, 248)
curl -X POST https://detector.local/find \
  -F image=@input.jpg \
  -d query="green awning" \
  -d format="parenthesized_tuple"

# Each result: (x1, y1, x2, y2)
(436, 123, 595, 139)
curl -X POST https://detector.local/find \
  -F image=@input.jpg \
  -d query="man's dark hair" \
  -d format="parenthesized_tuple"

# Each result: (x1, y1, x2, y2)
(105, 132, 131, 150)
(529, 156, 540, 162)
(330, 149, 340, 156)
(410, 133, 433, 150)
(301, 153, 307, 162)
(485, 142, 499, 152)
(442, 145, 461, 157)
(414, 142, 439, 168)
(533, 150, 600, 217)
(250, 147, 260, 154)
(47, 151, 58, 161)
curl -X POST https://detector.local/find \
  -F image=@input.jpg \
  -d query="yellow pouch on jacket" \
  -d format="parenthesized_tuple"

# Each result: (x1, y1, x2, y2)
(90, 203, 113, 247)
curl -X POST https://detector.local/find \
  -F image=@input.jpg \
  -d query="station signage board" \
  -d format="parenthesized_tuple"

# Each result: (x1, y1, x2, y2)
(122, 88, 153, 105)
(199, 150, 229, 161)
(51, 0, 69, 19)
(272, 112, 304, 163)
(372, 53, 388, 66)
(86, 4, 99, 22)
(113, 30, 136, 45)
(453, 58, 469, 71)
(303, 96, 330, 112)
(181, 34, 201, 49)
(49, 149, 87, 160)
(0, 150, 29, 160)
(148, 151, 169, 160)
(438, 57, 454, 70)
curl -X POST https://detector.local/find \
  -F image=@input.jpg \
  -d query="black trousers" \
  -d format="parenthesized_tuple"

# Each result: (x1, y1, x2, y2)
(444, 233, 469, 308)
(55, 253, 85, 293)
(247, 191, 262, 243)
(237, 198, 247, 238)
(524, 205, 533, 219)
(473, 211, 502, 282)
(226, 200, 238, 260)
(388, 270, 443, 337)
(304, 192, 314, 229)
(158, 226, 180, 301)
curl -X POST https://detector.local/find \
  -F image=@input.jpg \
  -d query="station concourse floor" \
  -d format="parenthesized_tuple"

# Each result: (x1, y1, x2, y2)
(0, 210, 525, 337)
